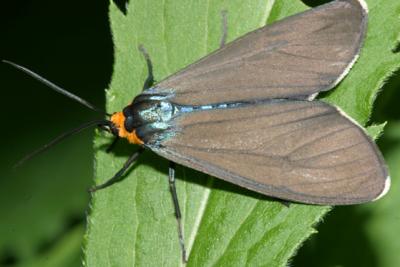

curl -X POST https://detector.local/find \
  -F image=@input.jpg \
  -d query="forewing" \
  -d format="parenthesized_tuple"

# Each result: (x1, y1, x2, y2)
(150, 100, 388, 205)
(150, 0, 367, 105)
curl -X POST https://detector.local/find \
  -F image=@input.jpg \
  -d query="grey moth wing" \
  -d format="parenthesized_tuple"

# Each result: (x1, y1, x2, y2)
(151, 0, 368, 105)
(141, 0, 389, 204)
(149, 100, 388, 205)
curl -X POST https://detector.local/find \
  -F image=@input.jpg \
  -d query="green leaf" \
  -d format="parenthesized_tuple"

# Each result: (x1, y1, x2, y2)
(84, 0, 400, 266)
(367, 122, 387, 140)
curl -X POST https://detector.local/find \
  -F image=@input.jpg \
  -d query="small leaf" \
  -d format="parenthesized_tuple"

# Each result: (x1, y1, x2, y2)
(367, 123, 387, 140)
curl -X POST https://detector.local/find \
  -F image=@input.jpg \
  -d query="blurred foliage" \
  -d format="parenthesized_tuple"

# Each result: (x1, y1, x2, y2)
(0, 0, 111, 266)
(0, 0, 399, 266)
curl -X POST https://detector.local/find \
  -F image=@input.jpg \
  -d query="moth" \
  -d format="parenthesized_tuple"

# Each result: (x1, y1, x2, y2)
(4, 0, 389, 262)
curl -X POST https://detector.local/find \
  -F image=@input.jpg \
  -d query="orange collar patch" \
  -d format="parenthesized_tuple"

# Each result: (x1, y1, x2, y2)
(110, 112, 144, 145)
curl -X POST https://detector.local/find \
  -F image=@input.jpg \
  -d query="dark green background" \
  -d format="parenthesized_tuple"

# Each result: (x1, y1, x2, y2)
(0, 0, 398, 266)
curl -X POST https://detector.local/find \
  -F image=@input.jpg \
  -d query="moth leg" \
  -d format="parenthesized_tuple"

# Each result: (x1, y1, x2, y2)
(168, 162, 187, 263)
(106, 137, 119, 153)
(138, 44, 155, 91)
(89, 147, 144, 192)
(219, 10, 228, 48)
(98, 125, 119, 153)
(164, 11, 227, 262)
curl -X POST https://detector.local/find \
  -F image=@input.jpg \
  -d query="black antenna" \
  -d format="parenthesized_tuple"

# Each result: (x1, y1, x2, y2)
(14, 120, 110, 168)
(2, 60, 108, 115)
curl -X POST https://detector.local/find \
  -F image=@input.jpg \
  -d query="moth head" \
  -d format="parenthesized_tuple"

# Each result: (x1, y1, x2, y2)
(110, 110, 144, 145)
